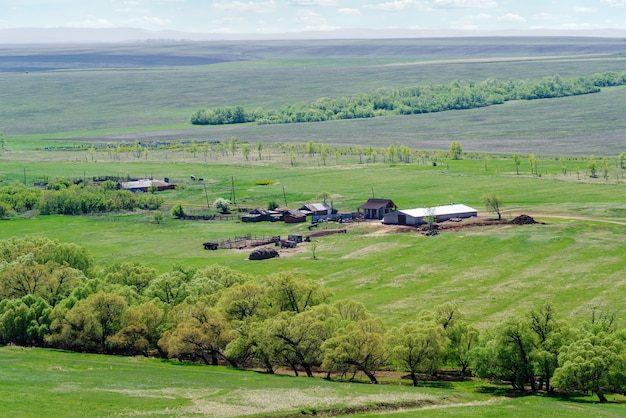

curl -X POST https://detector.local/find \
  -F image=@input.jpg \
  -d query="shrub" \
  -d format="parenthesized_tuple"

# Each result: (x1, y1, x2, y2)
(0, 201, 14, 219)
(171, 204, 185, 218)
(254, 179, 275, 186)
(214, 198, 231, 214)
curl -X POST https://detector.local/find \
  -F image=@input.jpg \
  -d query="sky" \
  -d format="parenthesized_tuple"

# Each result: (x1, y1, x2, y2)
(2, 0, 625, 35)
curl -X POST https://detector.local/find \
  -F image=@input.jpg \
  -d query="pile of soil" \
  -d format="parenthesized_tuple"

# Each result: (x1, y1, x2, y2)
(511, 214, 537, 225)
(249, 247, 279, 260)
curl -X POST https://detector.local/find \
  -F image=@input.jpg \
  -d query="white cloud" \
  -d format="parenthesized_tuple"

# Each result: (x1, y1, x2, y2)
(573, 7, 596, 13)
(130, 16, 170, 25)
(339, 8, 360, 15)
(451, 13, 492, 29)
(600, 0, 626, 5)
(434, 0, 497, 9)
(287, 0, 338, 6)
(498, 13, 525, 23)
(71, 17, 116, 28)
(365, 0, 417, 11)
(213, 1, 278, 13)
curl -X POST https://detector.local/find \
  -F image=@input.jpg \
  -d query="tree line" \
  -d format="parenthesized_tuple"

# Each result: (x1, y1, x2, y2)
(190, 72, 626, 126)
(0, 237, 624, 401)
(0, 179, 162, 218)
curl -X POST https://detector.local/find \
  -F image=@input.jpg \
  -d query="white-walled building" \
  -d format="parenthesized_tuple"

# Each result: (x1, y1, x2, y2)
(383, 204, 477, 226)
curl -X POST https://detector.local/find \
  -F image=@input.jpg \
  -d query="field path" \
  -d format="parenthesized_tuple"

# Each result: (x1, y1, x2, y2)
(508, 212, 626, 226)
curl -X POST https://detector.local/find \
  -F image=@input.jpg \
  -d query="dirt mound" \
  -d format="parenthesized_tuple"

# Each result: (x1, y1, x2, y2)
(511, 214, 537, 225)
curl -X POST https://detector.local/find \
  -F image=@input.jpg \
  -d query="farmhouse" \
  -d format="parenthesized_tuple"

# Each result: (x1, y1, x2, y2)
(241, 208, 282, 223)
(299, 202, 332, 216)
(283, 209, 307, 223)
(358, 198, 397, 220)
(119, 179, 175, 192)
(383, 204, 478, 226)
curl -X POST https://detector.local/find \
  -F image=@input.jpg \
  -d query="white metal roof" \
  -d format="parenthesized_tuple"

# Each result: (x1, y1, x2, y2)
(398, 204, 477, 218)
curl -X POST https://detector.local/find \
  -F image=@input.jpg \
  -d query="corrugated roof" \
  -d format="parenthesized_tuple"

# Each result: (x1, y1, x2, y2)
(304, 203, 331, 212)
(399, 204, 477, 218)
(120, 179, 169, 189)
(358, 198, 395, 209)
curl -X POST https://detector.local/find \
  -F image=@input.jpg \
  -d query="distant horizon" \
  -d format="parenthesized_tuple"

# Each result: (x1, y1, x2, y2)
(2, 26, 626, 44)
(3, 0, 626, 44)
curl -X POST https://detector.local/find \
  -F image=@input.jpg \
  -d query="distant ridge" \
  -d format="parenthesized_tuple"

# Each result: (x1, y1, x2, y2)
(2, 27, 626, 44)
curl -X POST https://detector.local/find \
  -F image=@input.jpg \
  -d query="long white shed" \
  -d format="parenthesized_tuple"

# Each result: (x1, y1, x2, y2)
(383, 204, 477, 226)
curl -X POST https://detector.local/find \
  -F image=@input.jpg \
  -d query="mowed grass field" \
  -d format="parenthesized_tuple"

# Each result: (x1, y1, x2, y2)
(1, 346, 624, 418)
(1, 37, 626, 416)
(1, 155, 625, 328)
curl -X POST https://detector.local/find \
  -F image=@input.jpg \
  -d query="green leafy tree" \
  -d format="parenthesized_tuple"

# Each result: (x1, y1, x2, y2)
(587, 156, 598, 178)
(481, 193, 503, 220)
(553, 332, 626, 402)
(257, 141, 263, 160)
(528, 303, 574, 392)
(449, 141, 463, 160)
(217, 281, 268, 321)
(241, 143, 251, 161)
(143, 271, 189, 306)
(171, 204, 185, 218)
(47, 291, 128, 352)
(0, 131, 6, 151)
(619, 152, 625, 169)
(214, 198, 231, 214)
(472, 318, 538, 391)
(266, 271, 332, 314)
(513, 153, 521, 175)
(266, 310, 328, 377)
(152, 210, 164, 224)
(528, 154, 538, 176)
(0, 295, 52, 345)
(387, 144, 396, 163)
(229, 136, 238, 156)
(387, 321, 449, 386)
(159, 303, 234, 366)
(321, 318, 387, 384)
(109, 301, 164, 356)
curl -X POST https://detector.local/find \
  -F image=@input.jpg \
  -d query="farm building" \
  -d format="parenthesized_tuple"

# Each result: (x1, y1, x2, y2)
(119, 179, 175, 193)
(241, 208, 282, 223)
(383, 204, 478, 226)
(358, 198, 397, 220)
(299, 202, 332, 216)
(283, 209, 307, 223)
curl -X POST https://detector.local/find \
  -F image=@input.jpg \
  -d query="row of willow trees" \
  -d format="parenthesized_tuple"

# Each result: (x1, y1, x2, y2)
(0, 237, 624, 401)
(190, 72, 626, 126)
(0, 179, 162, 218)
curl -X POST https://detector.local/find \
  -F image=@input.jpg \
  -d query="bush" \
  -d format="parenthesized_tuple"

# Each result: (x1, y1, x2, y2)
(171, 204, 185, 218)
(254, 179, 275, 186)
(214, 198, 231, 214)
(0, 201, 14, 219)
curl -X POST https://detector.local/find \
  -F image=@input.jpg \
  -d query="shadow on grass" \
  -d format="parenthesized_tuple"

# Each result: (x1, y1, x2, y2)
(416, 380, 455, 389)
(550, 392, 626, 405)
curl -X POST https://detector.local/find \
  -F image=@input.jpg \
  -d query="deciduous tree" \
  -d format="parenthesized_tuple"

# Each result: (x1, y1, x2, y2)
(322, 318, 387, 384)
(387, 321, 449, 386)
(553, 332, 626, 402)
(481, 194, 503, 220)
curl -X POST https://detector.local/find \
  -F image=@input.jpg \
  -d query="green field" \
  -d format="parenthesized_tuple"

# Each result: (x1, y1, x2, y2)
(1, 37, 626, 417)
(1, 346, 623, 417)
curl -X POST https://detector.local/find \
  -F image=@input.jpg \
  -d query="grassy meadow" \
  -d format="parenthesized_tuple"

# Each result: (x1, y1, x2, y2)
(1, 37, 626, 416)
(1, 346, 624, 418)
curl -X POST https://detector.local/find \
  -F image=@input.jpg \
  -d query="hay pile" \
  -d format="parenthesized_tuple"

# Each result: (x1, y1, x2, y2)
(249, 247, 279, 260)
